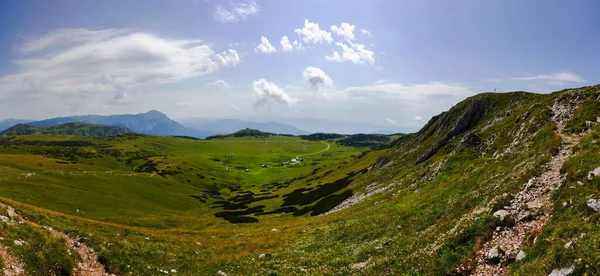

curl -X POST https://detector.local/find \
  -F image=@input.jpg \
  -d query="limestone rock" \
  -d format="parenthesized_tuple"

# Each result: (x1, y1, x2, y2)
(548, 266, 574, 276)
(516, 250, 526, 261)
(493, 209, 510, 221)
(485, 245, 504, 264)
(588, 167, 600, 180)
(587, 199, 600, 212)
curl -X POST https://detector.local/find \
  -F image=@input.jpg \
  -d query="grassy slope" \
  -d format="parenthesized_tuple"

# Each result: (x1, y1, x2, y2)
(0, 86, 598, 275)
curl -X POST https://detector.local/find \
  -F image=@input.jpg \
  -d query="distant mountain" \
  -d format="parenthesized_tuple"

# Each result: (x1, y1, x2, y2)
(177, 118, 309, 135)
(1, 122, 133, 137)
(0, 119, 33, 132)
(25, 110, 213, 138)
(247, 117, 414, 134)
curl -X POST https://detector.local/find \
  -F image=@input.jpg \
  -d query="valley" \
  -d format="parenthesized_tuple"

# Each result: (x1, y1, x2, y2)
(0, 85, 599, 275)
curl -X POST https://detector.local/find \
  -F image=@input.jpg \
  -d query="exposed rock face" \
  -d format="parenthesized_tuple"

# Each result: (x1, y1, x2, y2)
(417, 100, 484, 163)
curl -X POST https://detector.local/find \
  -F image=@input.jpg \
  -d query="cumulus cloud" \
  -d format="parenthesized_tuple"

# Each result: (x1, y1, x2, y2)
(295, 19, 333, 44)
(0, 29, 241, 99)
(213, 1, 260, 23)
(206, 80, 233, 90)
(252, 79, 297, 108)
(302, 66, 333, 89)
(360, 29, 372, 36)
(280, 36, 303, 52)
(109, 92, 132, 106)
(512, 72, 585, 82)
(326, 41, 375, 64)
(255, 36, 277, 53)
(331, 22, 356, 40)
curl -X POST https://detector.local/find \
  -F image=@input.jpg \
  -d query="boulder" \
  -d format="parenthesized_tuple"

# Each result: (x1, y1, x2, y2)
(485, 245, 504, 264)
(516, 250, 526, 261)
(217, 271, 227, 276)
(258, 253, 271, 259)
(13, 240, 23, 246)
(493, 210, 510, 221)
(587, 199, 600, 212)
(548, 266, 574, 276)
(524, 178, 536, 189)
(588, 167, 600, 180)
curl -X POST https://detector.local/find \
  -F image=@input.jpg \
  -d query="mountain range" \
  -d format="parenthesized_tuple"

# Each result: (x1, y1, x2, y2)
(0, 122, 133, 137)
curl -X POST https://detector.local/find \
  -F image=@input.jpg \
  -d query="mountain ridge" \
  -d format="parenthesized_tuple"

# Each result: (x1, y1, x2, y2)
(0, 122, 133, 137)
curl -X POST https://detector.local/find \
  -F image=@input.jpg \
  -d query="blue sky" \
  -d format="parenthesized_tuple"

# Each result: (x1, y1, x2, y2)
(0, 0, 598, 132)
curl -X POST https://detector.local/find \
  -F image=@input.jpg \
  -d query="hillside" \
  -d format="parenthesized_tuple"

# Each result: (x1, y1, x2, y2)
(0, 85, 598, 275)
(0, 122, 133, 137)
(0, 119, 32, 132)
(25, 110, 213, 138)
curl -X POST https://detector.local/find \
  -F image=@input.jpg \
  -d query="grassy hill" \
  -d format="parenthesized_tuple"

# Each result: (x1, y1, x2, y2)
(0, 85, 598, 275)
(0, 122, 133, 137)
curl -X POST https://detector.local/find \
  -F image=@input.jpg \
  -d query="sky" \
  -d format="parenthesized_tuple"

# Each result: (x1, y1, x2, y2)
(0, 0, 599, 132)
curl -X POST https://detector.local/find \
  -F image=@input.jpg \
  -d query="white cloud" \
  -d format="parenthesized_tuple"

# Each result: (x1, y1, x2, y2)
(326, 41, 375, 65)
(280, 36, 303, 52)
(0, 29, 241, 99)
(512, 72, 585, 82)
(302, 66, 333, 89)
(110, 92, 132, 106)
(295, 19, 333, 44)
(255, 36, 277, 53)
(385, 118, 397, 125)
(413, 116, 425, 123)
(206, 80, 233, 90)
(213, 1, 260, 23)
(344, 82, 474, 102)
(360, 29, 372, 36)
(213, 49, 241, 67)
(331, 22, 356, 40)
(228, 104, 240, 111)
(177, 101, 196, 107)
(252, 79, 297, 108)
(20, 29, 129, 53)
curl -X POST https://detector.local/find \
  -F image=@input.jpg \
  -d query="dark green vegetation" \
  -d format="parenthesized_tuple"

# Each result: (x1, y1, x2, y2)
(0, 85, 598, 275)
(0, 122, 133, 137)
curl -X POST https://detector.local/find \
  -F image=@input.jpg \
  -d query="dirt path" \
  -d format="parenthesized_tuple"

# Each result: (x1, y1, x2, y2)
(470, 100, 581, 275)
(298, 141, 330, 157)
(0, 202, 111, 276)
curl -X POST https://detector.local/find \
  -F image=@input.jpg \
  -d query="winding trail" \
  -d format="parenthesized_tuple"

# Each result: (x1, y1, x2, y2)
(0, 202, 111, 276)
(470, 99, 583, 275)
(247, 141, 331, 175)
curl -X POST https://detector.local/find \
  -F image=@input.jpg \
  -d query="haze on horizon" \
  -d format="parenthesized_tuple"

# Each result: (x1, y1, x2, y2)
(0, 0, 598, 133)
